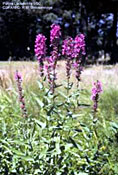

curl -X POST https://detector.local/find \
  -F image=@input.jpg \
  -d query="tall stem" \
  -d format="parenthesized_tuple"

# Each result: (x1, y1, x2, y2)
(51, 45, 58, 94)
(66, 59, 71, 95)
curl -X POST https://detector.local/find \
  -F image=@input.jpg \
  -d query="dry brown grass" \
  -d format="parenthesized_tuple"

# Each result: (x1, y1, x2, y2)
(0, 61, 118, 91)
(57, 61, 118, 90)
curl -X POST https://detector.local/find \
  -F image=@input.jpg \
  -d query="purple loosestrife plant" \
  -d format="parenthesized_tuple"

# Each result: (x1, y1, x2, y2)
(50, 24, 61, 94)
(91, 80, 102, 113)
(15, 70, 27, 118)
(62, 37, 74, 93)
(73, 34, 86, 87)
(35, 34, 47, 77)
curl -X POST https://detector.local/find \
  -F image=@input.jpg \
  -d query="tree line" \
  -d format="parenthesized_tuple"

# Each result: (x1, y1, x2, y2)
(0, 0, 118, 63)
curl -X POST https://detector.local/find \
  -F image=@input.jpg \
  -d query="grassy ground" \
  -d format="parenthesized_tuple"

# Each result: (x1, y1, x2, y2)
(0, 61, 118, 90)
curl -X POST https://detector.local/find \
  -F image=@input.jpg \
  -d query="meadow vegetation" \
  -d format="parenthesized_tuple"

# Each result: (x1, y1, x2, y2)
(0, 62, 118, 175)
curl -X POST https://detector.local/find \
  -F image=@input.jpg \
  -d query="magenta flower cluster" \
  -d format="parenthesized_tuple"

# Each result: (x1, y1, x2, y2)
(73, 34, 86, 58)
(15, 70, 27, 117)
(62, 34, 86, 87)
(91, 80, 102, 112)
(62, 34, 85, 59)
(50, 24, 61, 45)
(62, 37, 74, 57)
(35, 34, 47, 59)
(34, 23, 86, 93)
(34, 24, 61, 93)
(34, 34, 47, 77)
(74, 34, 86, 85)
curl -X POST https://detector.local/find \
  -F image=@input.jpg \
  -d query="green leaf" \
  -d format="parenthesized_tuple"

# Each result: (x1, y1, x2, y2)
(37, 81, 43, 89)
(22, 156, 34, 162)
(72, 114, 84, 118)
(1, 121, 7, 136)
(34, 119, 46, 129)
(35, 98, 44, 108)
(69, 137, 78, 148)
(2, 145, 12, 154)
(34, 169, 42, 174)
(11, 148, 25, 156)
(55, 142, 61, 154)
(78, 103, 91, 108)
(58, 91, 67, 99)
(110, 122, 118, 129)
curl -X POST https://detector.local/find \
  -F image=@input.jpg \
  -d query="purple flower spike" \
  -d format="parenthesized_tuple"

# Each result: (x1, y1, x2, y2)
(49, 24, 61, 94)
(73, 34, 86, 86)
(35, 34, 47, 77)
(91, 80, 102, 113)
(15, 70, 27, 118)
(62, 37, 74, 58)
(15, 72, 22, 81)
(73, 34, 86, 57)
(50, 24, 61, 46)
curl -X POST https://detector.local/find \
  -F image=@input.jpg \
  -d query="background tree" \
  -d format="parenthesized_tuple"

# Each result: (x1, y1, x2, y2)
(0, 0, 118, 63)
